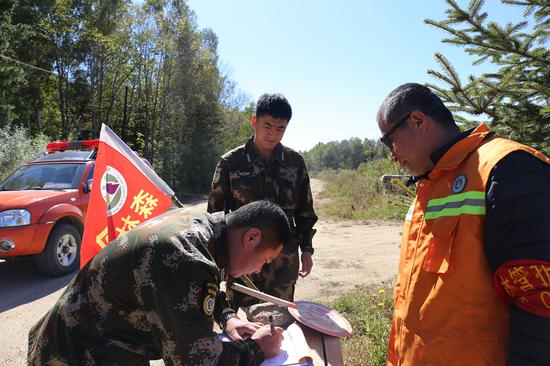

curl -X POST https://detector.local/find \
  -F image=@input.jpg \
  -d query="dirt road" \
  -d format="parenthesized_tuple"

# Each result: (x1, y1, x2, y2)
(0, 179, 402, 365)
(295, 179, 402, 301)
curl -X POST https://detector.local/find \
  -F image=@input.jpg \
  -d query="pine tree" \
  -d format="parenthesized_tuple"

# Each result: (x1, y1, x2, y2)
(425, 0, 549, 154)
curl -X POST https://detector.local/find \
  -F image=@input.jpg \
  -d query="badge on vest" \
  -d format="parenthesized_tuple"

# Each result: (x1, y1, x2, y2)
(202, 282, 218, 316)
(452, 174, 467, 193)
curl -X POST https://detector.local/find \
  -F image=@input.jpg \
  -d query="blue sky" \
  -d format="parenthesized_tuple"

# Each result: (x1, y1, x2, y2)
(187, 0, 527, 151)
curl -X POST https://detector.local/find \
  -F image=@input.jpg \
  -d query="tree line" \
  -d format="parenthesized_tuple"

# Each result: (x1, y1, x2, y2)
(0, 0, 547, 193)
(301, 138, 388, 172)
(0, 0, 253, 196)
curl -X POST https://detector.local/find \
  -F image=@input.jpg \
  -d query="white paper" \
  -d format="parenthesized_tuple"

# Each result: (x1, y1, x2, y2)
(218, 323, 312, 366)
(259, 328, 298, 366)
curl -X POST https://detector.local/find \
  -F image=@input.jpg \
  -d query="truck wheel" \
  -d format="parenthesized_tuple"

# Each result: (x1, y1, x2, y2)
(36, 223, 81, 276)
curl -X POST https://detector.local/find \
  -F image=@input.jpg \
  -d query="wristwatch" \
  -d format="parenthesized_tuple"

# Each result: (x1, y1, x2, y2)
(221, 311, 238, 329)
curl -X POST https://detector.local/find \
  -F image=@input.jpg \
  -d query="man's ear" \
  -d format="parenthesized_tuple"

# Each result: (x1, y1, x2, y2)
(242, 227, 262, 249)
(410, 111, 429, 132)
(251, 115, 257, 128)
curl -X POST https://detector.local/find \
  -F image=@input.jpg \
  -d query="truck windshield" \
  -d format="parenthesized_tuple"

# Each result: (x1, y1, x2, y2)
(0, 163, 87, 191)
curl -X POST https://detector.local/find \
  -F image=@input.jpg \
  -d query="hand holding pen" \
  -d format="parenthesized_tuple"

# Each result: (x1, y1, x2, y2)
(251, 317, 283, 358)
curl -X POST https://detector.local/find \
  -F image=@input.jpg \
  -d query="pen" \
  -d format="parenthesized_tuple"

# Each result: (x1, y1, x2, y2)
(269, 315, 275, 335)
(278, 358, 314, 366)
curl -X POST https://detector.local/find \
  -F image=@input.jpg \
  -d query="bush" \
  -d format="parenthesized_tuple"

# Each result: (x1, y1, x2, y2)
(329, 283, 394, 366)
(314, 159, 413, 220)
(0, 124, 49, 181)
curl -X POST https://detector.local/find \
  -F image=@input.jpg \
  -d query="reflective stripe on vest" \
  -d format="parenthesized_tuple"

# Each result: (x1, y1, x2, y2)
(425, 190, 485, 220)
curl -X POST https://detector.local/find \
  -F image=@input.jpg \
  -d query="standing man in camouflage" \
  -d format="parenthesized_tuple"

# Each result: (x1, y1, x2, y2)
(28, 201, 288, 366)
(208, 93, 318, 308)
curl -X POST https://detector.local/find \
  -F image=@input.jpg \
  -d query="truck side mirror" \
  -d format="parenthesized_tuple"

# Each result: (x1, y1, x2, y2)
(83, 179, 93, 193)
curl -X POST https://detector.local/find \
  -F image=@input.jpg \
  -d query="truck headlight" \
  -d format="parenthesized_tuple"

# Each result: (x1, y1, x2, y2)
(0, 209, 31, 227)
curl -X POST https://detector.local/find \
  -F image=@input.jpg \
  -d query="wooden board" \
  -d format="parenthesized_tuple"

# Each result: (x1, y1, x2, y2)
(299, 323, 344, 366)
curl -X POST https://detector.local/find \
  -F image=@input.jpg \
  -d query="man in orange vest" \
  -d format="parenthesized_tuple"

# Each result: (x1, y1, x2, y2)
(377, 83, 550, 365)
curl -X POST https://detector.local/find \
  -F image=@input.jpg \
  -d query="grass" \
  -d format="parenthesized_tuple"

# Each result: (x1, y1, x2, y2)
(328, 283, 394, 366)
(313, 159, 413, 221)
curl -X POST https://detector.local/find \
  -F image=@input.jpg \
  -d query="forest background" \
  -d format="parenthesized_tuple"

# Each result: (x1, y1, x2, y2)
(1, 0, 397, 195)
(1, 0, 548, 201)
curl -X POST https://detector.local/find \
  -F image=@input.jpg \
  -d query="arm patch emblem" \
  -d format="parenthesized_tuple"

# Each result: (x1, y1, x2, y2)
(202, 282, 218, 316)
(212, 166, 222, 184)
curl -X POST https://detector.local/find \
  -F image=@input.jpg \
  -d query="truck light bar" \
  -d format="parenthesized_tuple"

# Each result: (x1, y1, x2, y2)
(46, 139, 100, 153)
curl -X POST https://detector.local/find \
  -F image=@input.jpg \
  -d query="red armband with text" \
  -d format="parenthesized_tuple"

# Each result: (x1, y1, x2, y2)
(493, 259, 550, 317)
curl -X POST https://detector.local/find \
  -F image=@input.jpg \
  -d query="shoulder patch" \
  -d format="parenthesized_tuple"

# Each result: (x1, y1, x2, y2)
(212, 166, 222, 184)
(202, 282, 218, 316)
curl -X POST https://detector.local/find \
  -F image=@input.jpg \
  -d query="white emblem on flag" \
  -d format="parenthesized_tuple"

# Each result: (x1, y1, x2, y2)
(100, 166, 128, 216)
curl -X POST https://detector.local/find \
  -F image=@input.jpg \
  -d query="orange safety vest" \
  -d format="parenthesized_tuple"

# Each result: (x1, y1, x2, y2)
(387, 124, 550, 365)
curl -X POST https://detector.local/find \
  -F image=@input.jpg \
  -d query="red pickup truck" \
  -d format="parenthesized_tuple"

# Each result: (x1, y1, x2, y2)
(0, 140, 97, 276)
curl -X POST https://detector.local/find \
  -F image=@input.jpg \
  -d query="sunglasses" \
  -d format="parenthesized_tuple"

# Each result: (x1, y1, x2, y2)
(380, 113, 411, 151)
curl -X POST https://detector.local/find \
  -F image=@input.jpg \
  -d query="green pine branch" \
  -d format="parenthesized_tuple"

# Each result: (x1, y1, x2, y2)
(468, 0, 486, 17)
(427, 0, 549, 65)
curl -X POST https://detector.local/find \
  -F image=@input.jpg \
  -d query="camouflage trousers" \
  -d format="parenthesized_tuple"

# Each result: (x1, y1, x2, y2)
(227, 237, 299, 309)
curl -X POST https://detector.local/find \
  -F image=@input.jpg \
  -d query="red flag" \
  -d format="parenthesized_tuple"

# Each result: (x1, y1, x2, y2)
(80, 124, 174, 267)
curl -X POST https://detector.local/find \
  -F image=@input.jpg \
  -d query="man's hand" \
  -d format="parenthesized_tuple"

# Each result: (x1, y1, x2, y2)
(225, 317, 263, 341)
(299, 251, 313, 277)
(251, 324, 284, 358)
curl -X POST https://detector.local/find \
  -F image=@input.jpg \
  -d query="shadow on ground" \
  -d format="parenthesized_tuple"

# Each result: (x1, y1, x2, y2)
(0, 258, 75, 313)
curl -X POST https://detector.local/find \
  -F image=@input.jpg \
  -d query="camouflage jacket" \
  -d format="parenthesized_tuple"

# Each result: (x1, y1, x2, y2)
(208, 137, 317, 251)
(27, 209, 265, 366)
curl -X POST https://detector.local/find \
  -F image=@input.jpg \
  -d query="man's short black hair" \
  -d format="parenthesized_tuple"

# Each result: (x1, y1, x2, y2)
(226, 200, 290, 249)
(378, 83, 456, 128)
(255, 93, 292, 122)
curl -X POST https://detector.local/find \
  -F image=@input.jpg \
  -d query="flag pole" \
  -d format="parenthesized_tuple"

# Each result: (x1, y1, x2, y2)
(172, 195, 184, 208)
